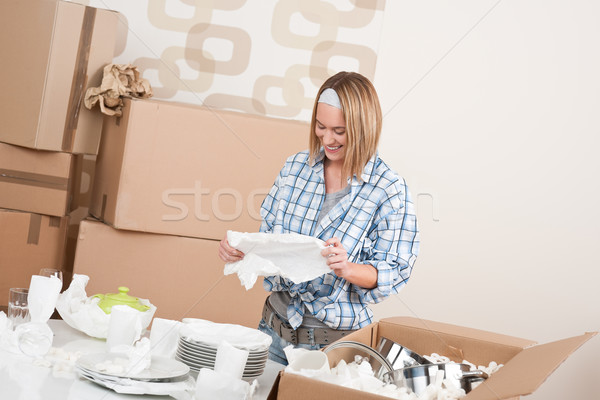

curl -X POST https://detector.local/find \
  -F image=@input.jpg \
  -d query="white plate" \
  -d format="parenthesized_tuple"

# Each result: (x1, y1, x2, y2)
(179, 321, 272, 350)
(175, 354, 266, 376)
(183, 363, 264, 378)
(179, 338, 217, 353)
(177, 347, 268, 367)
(176, 352, 214, 368)
(179, 337, 269, 356)
(77, 353, 189, 381)
(177, 347, 216, 363)
(77, 370, 194, 396)
(178, 340, 268, 360)
(76, 365, 191, 384)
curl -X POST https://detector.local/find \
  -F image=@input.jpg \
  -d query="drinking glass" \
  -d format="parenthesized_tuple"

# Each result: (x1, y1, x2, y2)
(39, 268, 63, 283)
(15, 322, 53, 357)
(8, 288, 30, 330)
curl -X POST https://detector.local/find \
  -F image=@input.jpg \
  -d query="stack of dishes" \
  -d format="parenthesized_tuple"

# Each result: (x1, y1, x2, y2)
(76, 352, 191, 395)
(176, 336, 269, 378)
(176, 319, 272, 379)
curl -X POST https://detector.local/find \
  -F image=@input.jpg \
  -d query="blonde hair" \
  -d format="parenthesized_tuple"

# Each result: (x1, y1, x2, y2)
(309, 72, 382, 181)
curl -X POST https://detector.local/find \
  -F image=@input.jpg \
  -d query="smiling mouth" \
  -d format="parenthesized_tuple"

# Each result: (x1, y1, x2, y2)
(326, 145, 342, 151)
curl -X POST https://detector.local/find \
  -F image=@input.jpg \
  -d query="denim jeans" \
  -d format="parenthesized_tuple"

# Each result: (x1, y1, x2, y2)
(257, 319, 326, 366)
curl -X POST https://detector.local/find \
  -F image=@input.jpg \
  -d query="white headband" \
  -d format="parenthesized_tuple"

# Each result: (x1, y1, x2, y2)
(318, 88, 342, 110)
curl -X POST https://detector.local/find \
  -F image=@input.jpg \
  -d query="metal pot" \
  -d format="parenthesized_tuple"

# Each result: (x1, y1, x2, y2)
(376, 337, 431, 369)
(383, 363, 488, 396)
(323, 340, 395, 377)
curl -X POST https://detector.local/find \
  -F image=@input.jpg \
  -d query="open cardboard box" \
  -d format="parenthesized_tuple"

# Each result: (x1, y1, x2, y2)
(267, 317, 596, 400)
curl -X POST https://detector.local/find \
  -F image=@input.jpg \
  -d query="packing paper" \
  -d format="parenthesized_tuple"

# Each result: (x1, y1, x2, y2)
(224, 231, 331, 289)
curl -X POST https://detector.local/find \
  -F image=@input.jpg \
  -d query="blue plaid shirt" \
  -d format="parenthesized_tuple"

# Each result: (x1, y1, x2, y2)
(260, 150, 419, 330)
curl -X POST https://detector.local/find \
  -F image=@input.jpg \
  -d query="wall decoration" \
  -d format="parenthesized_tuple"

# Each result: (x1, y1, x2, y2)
(69, 0, 386, 121)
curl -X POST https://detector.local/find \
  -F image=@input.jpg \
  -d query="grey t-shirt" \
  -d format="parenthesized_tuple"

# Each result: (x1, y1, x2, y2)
(269, 185, 350, 328)
(316, 185, 350, 226)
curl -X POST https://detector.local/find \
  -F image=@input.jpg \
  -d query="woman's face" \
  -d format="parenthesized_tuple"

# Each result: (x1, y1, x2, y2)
(315, 103, 347, 165)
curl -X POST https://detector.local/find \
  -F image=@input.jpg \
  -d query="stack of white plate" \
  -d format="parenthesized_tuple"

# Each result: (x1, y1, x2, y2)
(76, 352, 191, 395)
(176, 336, 269, 378)
(176, 319, 272, 379)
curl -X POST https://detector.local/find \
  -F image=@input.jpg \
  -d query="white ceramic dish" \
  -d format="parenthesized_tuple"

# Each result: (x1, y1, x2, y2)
(76, 352, 189, 380)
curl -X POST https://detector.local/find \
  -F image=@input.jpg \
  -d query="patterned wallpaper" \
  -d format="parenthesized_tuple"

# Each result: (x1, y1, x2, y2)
(68, 0, 386, 121)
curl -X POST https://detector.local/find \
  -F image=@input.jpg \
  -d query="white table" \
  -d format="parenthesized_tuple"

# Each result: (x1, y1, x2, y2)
(0, 320, 284, 400)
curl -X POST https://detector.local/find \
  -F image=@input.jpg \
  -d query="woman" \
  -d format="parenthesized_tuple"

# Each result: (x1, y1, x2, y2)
(218, 71, 419, 365)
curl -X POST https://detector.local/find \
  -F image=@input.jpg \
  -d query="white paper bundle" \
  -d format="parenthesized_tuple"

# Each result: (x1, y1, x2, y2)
(195, 368, 256, 400)
(12, 275, 63, 357)
(106, 305, 143, 351)
(28, 275, 62, 323)
(149, 318, 181, 358)
(224, 231, 331, 289)
(180, 319, 271, 351)
(214, 341, 249, 380)
(56, 274, 156, 339)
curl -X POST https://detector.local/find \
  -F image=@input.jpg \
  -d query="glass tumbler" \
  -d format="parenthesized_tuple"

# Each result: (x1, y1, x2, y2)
(8, 288, 30, 329)
(39, 268, 63, 283)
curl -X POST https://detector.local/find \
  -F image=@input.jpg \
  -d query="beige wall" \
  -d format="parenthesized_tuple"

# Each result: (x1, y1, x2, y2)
(373, 1, 600, 399)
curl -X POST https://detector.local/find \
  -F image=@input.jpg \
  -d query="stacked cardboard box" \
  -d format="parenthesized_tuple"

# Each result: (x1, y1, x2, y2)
(0, 0, 118, 154)
(70, 97, 309, 326)
(0, 209, 68, 305)
(0, 142, 75, 217)
(89, 97, 309, 240)
(0, 0, 119, 305)
(73, 219, 269, 327)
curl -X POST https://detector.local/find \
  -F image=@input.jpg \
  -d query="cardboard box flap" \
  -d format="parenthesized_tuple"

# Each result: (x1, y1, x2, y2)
(269, 372, 386, 400)
(466, 332, 597, 400)
(377, 317, 536, 365)
(379, 317, 536, 348)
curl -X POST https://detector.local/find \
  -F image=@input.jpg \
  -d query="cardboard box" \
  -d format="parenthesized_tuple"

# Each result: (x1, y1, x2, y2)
(0, 142, 75, 217)
(0, 0, 119, 154)
(72, 219, 269, 328)
(69, 154, 97, 212)
(63, 154, 97, 285)
(90, 98, 308, 240)
(0, 209, 68, 306)
(267, 317, 597, 400)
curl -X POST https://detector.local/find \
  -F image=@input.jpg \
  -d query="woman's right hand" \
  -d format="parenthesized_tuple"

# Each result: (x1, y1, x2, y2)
(218, 236, 245, 263)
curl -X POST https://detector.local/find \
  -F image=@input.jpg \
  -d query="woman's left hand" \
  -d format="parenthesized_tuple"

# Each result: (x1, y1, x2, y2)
(321, 237, 353, 279)
(321, 237, 378, 288)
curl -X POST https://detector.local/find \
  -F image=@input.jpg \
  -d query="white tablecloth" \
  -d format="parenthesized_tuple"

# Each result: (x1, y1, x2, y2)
(0, 319, 284, 400)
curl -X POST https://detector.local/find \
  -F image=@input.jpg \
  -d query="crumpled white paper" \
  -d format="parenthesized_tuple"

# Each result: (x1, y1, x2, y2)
(285, 352, 471, 400)
(28, 275, 62, 323)
(108, 338, 152, 376)
(180, 319, 271, 351)
(33, 347, 82, 379)
(149, 318, 181, 359)
(284, 346, 330, 378)
(85, 373, 196, 398)
(214, 341, 249, 380)
(106, 305, 143, 351)
(6, 275, 62, 357)
(194, 368, 258, 400)
(224, 231, 331, 289)
(55, 274, 156, 339)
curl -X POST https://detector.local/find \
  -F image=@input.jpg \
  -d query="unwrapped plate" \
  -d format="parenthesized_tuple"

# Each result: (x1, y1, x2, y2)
(77, 352, 189, 381)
